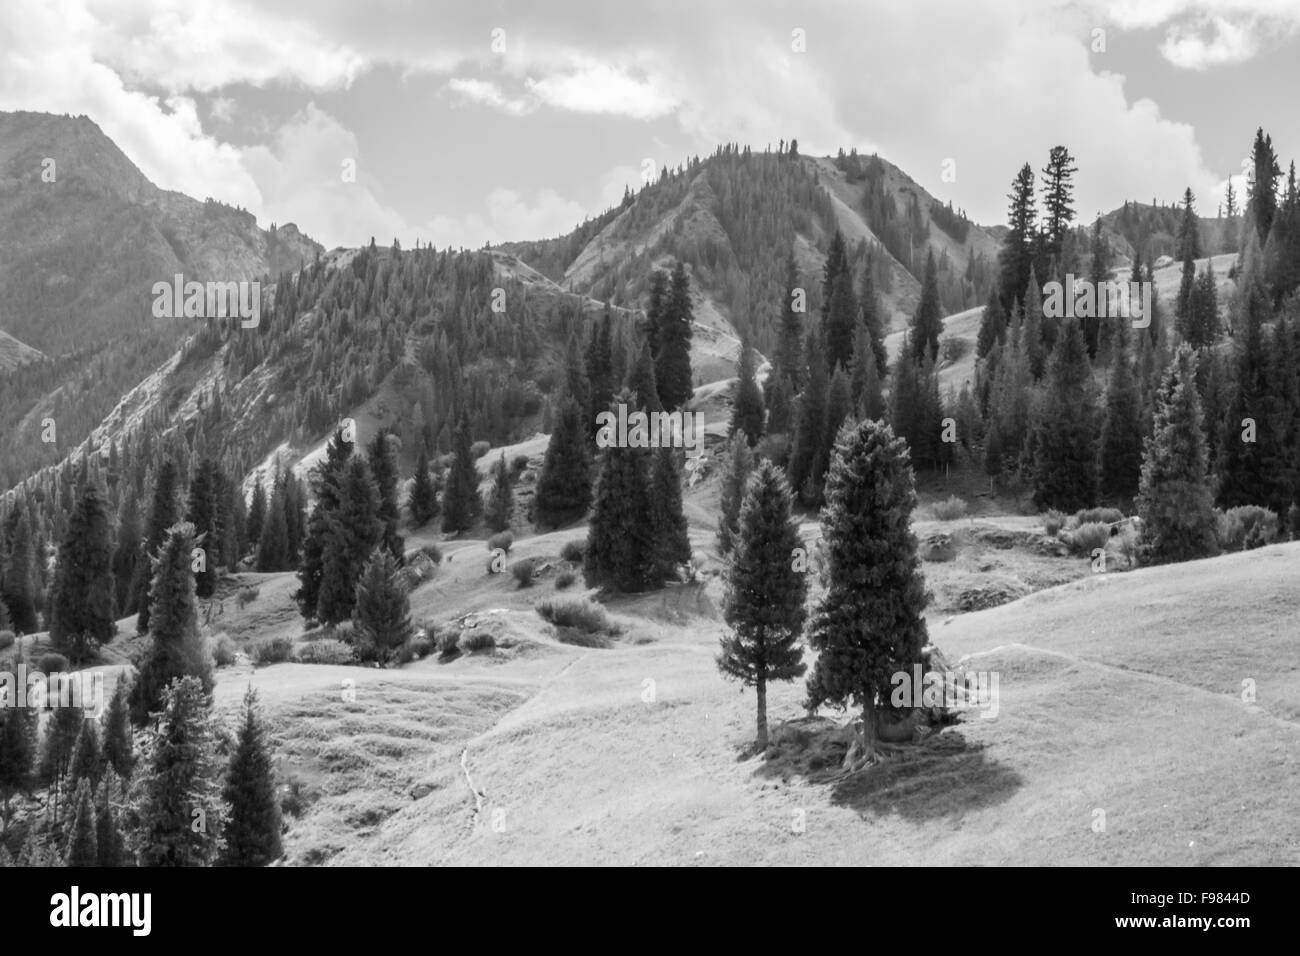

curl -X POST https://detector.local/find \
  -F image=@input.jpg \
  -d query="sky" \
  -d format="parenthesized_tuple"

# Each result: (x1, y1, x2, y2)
(2, 0, 1298, 250)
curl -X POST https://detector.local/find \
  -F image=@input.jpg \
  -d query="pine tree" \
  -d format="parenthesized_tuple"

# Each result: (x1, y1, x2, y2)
(1247, 127, 1281, 247)
(625, 339, 663, 413)
(49, 477, 116, 664)
(911, 250, 942, 364)
(976, 286, 1005, 359)
(1040, 146, 1079, 267)
(585, 389, 657, 593)
(643, 269, 668, 360)
(256, 478, 290, 571)
(69, 720, 101, 793)
(563, 334, 591, 439)
(220, 687, 283, 867)
(730, 340, 765, 445)
(774, 253, 805, 392)
(1, 512, 37, 635)
(409, 447, 441, 528)
(1260, 316, 1300, 517)
(585, 311, 615, 430)
(1085, 215, 1108, 359)
(765, 375, 794, 435)
(136, 676, 221, 867)
(441, 409, 483, 535)
(656, 261, 695, 410)
(1186, 263, 1220, 349)
(65, 778, 97, 866)
(826, 266, 859, 371)
(1137, 345, 1219, 564)
(1022, 274, 1047, 380)
(859, 256, 889, 376)
(1218, 288, 1271, 508)
(129, 521, 214, 724)
(246, 479, 267, 551)
(112, 496, 141, 617)
(135, 460, 179, 635)
(0, 707, 34, 834)
(824, 367, 853, 466)
(716, 434, 756, 556)
(353, 548, 413, 658)
(296, 430, 354, 620)
(805, 420, 930, 767)
(95, 777, 126, 866)
(717, 461, 808, 751)
(186, 458, 223, 599)
(1029, 320, 1099, 511)
(535, 396, 593, 528)
(102, 679, 134, 779)
(484, 453, 514, 533)
(318, 457, 383, 625)
(367, 428, 404, 562)
(788, 328, 829, 504)
(1098, 320, 1144, 506)
(999, 163, 1038, 308)
(650, 447, 691, 582)
(40, 705, 81, 825)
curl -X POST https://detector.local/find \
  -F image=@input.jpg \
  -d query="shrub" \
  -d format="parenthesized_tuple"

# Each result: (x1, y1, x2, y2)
(38, 653, 69, 674)
(406, 632, 434, 660)
(510, 558, 536, 588)
(250, 636, 294, 666)
(1074, 507, 1123, 527)
(511, 455, 530, 475)
(458, 629, 496, 654)
(235, 586, 259, 610)
(1042, 510, 1066, 536)
(330, 621, 357, 644)
(0, 631, 14, 652)
(470, 440, 491, 460)
(555, 570, 576, 590)
(931, 496, 968, 521)
(1067, 521, 1111, 556)
(1289, 503, 1300, 540)
(1218, 505, 1279, 551)
(295, 639, 357, 665)
(419, 543, 443, 564)
(560, 539, 586, 564)
(212, 633, 237, 667)
(488, 531, 514, 555)
(535, 597, 611, 634)
(434, 625, 462, 659)
(280, 776, 310, 819)
(940, 335, 967, 366)
(1114, 525, 1139, 568)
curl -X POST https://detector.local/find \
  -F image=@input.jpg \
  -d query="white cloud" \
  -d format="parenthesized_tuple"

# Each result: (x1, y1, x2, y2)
(445, 78, 531, 116)
(525, 60, 677, 119)
(1160, 15, 1261, 68)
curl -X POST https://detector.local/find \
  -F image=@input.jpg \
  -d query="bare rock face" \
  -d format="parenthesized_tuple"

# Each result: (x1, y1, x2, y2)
(920, 532, 957, 562)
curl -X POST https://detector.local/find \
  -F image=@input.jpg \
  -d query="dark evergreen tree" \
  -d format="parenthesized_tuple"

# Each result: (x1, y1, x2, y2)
(716, 434, 756, 556)
(585, 311, 615, 431)
(730, 340, 765, 445)
(585, 389, 657, 593)
(65, 778, 97, 866)
(441, 409, 483, 535)
(220, 687, 283, 867)
(656, 261, 695, 410)
(69, 719, 101, 793)
(129, 522, 214, 725)
(766, 374, 794, 435)
(825, 266, 859, 371)
(774, 253, 805, 392)
(296, 430, 355, 620)
(643, 269, 668, 360)
(1098, 320, 1143, 506)
(255, 478, 290, 572)
(1029, 321, 1099, 511)
(367, 428, 404, 562)
(409, 448, 440, 528)
(112, 496, 141, 618)
(484, 452, 515, 533)
(49, 478, 116, 664)
(136, 676, 221, 867)
(101, 679, 134, 780)
(911, 249, 942, 364)
(717, 461, 808, 751)
(186, 458, 222, 599)
(1137, 345, 1219, 564)
(95, 779, 126, 866)
(353, 548, 412, 658)
(318, 457, 383, 626)
(135, 459, 179, 635)
(976, 286, 1005, 359)
(999, 163, 1038, 308)
(534, 396, 593, 528)
(805, 420, 930, 767)
(625, 339, 663, 413)
(1218, 288, 1271, 508)
(0, 707, 34, 834)
(0, 512, 38, 634)
(788, 328, 829, 505)
(1247, 127, 1281, 247)
(1039, 146, 1079, 268)
(650, 447, 691, 582)
(246, 480, 267, 552)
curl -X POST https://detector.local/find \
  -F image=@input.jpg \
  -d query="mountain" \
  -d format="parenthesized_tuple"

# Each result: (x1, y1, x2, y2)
(0, 111, 323, 488)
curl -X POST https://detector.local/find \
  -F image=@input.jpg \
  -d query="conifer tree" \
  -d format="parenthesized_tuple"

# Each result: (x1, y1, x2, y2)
(0, 708, 34, 834)
(824, 367, 854, 465)
(534, 396, 593, 528)
(730, 340, 765, 445)
(644, 269, 668, 360)
(409, 448, 441, 528)
(859, 256, 889, 376)
(246, 480, 267, 551)
(0, 512, 38, 634)
(716, 435, 755, 556)
(826, 267, 860, 370)
(95, 778, 126, 867)
(774, 253, 805, 392)
(976, 287, 1005, 359)
(1098, 320, 1144, 506)
(999, 163, 1038, 308)
(256, 478, 290, 572)
(296, 433, 354, 619)
(1137, 345, 1219, 564)
(136, 676, 221, 867)
(112, 496, 141, 617)
(650, 447, 691, 582)
(1260, 316, 1300, 517)
(484, 453, 514, 533)
(353, 548, 412, 658)
(49, 477, 116, 664)
(1218, 288, 1271, 508)
(1022, 273, 1047, 380)
(788, 328, 829, 504)
(129, 522, 214, 725)
(220, 687, 283, 867)
(318, 457, 383, 626)
(805, 420, 930, 768)
(765, 375, 794, 435)
(585, 389, 657, 593)
(1186, 263, 1220, 349)
(717, 461, 808, 751)
(1040, 146, 1079, 268)
(135, 460, 179, 635)
(367, 428, 404, 562)
(65, 778, 97, 866)
(1029, 320, 1099, 511)
(101, 679, 134, 780)
(911, 250, 942, 364)
(40, 705, 81, 825)
(69, 720, 101, 793)
(186, 458, 223, 599)
(656, 262, 695, 410)
(585, 311, 615, 430)
(625, 339, 663, 413)
(441, 410, 483, 535)
(1247, 127, 1281, 247)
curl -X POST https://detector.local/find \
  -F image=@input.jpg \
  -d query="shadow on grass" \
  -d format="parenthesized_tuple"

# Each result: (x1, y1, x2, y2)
(752, 715, 1024, 823)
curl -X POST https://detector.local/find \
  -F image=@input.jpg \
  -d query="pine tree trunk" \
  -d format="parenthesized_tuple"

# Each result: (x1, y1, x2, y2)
(755, 679, 768, 753)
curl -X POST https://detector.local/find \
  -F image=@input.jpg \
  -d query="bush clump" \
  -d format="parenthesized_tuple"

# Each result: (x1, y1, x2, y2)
(459, 629, 496, 654)
(38, 653, 69, 674)
(295, 639, 357, 665)
(1067, 521, 1111, 556)
(1074, 507, 1123, 527)
(555, 570, 576, 590)
(470, 440, 491, 460)
(1042, 510, 1066, 536)
(931, 496, 968, 521)
(235, 586, 259, 609)
(560, 539, 586, 564)
(488, 531, 514, 555)
(212, 633, 237, 667)
(535, 597, 611, 634)
(250, 636, 295, 666)
(0, 631, 15, 652)
(510, 558, 537, 588)
(1218, 505, 1279, 551)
